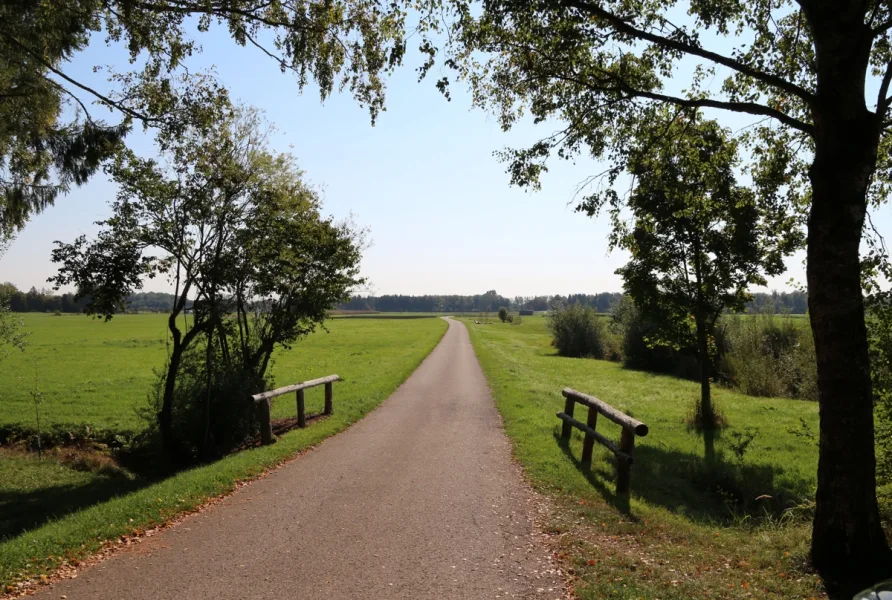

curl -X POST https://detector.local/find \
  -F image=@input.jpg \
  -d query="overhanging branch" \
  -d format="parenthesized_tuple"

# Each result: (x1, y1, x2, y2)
(562, 0, 816, 106)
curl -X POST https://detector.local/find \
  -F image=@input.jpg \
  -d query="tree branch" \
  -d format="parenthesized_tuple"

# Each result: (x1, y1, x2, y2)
(0, 30, 156, 123)
(878, 60, 892, 114)
(562, 0, 816, 105)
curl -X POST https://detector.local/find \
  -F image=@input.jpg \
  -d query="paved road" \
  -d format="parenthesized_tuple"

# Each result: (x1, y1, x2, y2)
(35, 318, 561, 600)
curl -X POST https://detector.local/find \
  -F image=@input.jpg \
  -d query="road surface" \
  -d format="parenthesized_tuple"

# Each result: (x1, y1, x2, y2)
(34, 318, 562, 599)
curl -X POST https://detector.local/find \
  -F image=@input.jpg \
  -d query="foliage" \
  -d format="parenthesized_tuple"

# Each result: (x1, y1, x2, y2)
(143, 337, 270, 461)
(0, 0, 411, 235)
(498, 306, 508, 322)
(717, 313, 818, 401)
(548, 303, 613, 359)
(607, 112, 797, 428)
(610, 295, 691, 376)
(0, 291, 26, 362)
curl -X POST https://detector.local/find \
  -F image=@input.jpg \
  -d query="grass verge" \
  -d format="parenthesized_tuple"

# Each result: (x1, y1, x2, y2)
(0, 317, 447, 592)
(462, 316, 826, 599)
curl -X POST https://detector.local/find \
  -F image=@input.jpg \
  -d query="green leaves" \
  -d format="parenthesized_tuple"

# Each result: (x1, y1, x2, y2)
(1, 0, 412, 234)
(611, 111, 798, 351)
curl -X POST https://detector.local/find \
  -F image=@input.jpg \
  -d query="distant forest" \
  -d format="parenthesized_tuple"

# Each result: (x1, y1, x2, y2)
(338, 290, 808, 314)
(1, 284, 808, 315)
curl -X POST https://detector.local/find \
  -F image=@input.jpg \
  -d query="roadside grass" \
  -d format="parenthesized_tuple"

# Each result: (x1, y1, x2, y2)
(0, 316, 447, 591)
(462, 316, 825, 599)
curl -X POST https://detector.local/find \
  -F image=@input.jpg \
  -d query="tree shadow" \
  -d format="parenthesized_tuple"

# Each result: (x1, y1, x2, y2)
(553, 430, 633, 518)
(554, 427, 813, 525)
(0, 476, 149, 542)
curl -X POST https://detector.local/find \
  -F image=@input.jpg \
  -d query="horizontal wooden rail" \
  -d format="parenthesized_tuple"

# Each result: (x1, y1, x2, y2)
(251, 374, 341, 445)
(557, 387, 648, 496)
(251, 375, 342, 402)
(562, 388, 649, 436)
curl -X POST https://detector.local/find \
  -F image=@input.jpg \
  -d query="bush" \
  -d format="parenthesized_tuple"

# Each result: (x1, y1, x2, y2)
(610, 296, 694, 375)
(511, 314, 522, 325)
(715, 313, 817, 400)
(548, 303, 612, 358)
(144, 336, 274, 463)
(498, 307, 509, 322)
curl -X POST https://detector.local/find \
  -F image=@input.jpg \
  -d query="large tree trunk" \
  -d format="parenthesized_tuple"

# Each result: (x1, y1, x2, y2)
(806, 7, 892, 593)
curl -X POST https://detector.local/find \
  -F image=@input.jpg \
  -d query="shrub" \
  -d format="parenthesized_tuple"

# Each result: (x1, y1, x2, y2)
(548, 303, 610, 358)
(498, 307, 509, 322)
(145, 335, 274, 463)
(511, 314, 522, 325)
(716, 313, 817, 400)
(610, 296, 693, 375)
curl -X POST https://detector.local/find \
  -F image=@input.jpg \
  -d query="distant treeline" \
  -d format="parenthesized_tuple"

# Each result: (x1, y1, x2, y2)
(339, 290, 809, 314)
(2, 284, 808, 315)
(0, 286, 179, 314)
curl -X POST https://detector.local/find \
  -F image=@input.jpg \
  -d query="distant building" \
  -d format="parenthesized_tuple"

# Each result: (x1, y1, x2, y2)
(519, 309, 534, 316)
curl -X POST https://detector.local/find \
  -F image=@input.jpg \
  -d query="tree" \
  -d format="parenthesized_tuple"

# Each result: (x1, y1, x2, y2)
(498, 306, 509, 322)
(0, 0, 409, 236)
(419, 0, 892, 590)
(611, 113, 797, 434)
(50, 107, 364, 459)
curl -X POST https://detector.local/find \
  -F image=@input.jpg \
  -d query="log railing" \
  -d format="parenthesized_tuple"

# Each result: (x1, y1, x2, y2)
(251, 375, 341, 445)
(557, 387, 649, 496)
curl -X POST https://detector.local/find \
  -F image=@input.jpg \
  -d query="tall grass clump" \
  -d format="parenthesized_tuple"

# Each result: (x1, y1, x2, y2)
(548, 303, 612, 358)
(716, 313, 818, 400)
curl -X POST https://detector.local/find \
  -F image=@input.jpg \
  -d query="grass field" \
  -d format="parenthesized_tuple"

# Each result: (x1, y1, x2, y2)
(0, 313, 443, 429)
(463, 316, 825, 599)
(0, 314, 447, 590)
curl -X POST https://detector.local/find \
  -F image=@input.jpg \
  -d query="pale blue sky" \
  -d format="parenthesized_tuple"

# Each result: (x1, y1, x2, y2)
(0, 23, 843, 297)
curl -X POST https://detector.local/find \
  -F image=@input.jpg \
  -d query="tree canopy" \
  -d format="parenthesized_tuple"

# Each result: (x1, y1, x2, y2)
(0, 0, 410, 235)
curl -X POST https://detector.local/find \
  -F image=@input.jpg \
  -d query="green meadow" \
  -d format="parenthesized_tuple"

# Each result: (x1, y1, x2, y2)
(0, 313, 444, 429)
(463, 315, 824, 599)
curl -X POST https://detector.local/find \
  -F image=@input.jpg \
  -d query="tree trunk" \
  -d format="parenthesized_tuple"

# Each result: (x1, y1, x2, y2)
(805, 9, 892, 592)
(159, 340, 182, 459)
(695, 314, 713, 425)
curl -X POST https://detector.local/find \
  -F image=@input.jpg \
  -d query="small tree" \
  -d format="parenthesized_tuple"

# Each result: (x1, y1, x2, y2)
(51, 106, 364, 460)
(610, 113, 797, 429)
(498, 306, 509, 322)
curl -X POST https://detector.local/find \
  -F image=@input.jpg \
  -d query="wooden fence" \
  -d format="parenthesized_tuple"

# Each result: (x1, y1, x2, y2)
(557, 387, 649, 496)
(251, 375, 341, 445)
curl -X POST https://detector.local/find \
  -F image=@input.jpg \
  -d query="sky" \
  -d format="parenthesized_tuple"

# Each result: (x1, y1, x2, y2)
(0, 19, 841, 298)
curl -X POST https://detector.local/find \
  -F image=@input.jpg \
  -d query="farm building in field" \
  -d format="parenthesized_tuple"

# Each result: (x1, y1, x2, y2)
(519, 309, 534, 316)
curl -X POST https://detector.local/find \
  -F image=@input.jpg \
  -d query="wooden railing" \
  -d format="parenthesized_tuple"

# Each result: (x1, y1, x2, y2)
(557, 387, 649, 496)
(251, 375, 341, 445)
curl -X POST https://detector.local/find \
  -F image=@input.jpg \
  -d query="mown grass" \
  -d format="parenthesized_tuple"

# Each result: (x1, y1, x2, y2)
(0, 313, 441, 428)
(463, 316, 826, 599)
(0, 315, 447, 591)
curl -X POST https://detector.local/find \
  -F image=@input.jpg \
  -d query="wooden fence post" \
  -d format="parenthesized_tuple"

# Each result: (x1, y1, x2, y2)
(581, 405, 598, 464)
(260, 398, 274, 445)
(324, 381, 333, 415)
(297, 389, 306, 428)
(561, 394, 575, 439)
(616, 428, 635, 496)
